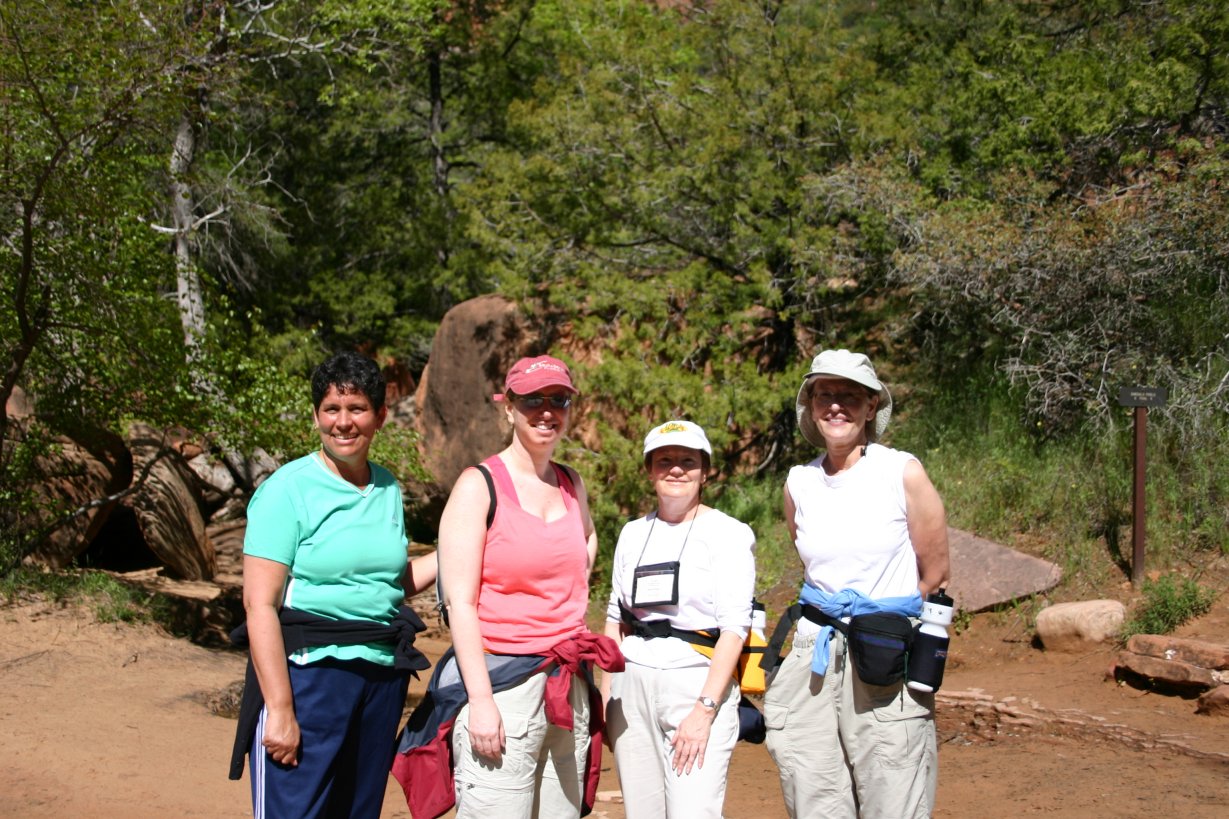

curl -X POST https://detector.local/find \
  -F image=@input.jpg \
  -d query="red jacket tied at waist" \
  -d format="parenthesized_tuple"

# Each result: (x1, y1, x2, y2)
(392, 631, 624, 819)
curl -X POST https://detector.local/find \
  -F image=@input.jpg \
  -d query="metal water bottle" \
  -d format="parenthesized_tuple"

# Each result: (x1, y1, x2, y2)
(907, 589, 954, 693)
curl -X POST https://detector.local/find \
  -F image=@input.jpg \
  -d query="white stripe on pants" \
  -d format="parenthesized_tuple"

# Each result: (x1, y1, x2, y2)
(763, 631, 937, 819)
(607, 661, 740, 819)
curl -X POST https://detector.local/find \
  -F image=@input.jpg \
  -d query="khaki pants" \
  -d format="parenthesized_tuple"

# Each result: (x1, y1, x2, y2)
(606, 662, 740, 819)
(452, 669, 590, 818)
(763, 631, 936, 819)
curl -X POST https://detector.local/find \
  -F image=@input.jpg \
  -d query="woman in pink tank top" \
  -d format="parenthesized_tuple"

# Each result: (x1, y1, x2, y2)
(436, 354, 601, 818)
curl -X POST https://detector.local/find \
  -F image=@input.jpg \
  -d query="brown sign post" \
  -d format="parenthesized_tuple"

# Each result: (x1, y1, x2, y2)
(1116, 386, 1168, 585)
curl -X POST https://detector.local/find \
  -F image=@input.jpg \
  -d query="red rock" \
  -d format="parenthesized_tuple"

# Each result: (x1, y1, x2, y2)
(1126, 634, 1229, 671)
(1195, 685, 1229, 717)
(946, 529, 1062, 614)
(415, 294, 531, 492)
(1114, 650, 1217, 690)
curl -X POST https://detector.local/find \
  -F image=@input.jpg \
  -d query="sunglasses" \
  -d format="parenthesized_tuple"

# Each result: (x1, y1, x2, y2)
(514, 393, 573, 410)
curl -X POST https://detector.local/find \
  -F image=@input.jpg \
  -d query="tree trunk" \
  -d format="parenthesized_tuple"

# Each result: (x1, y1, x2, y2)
(170, 114, 206, 357)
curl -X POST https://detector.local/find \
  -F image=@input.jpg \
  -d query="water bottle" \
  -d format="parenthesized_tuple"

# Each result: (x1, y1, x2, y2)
(741, 600, 769, 694)
(907, 589, 954, 693)
(750, 600, 767, 641)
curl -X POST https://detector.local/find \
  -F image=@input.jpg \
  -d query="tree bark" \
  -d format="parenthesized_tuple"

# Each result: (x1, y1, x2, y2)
(170, 113, 206, 357)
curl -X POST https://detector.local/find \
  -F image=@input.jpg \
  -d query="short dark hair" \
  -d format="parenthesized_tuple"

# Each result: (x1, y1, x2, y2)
(311, 351, 386, 411)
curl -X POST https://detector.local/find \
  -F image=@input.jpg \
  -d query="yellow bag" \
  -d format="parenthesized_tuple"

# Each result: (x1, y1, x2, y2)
(687, 601, 769, 695)
(739, 627, 768, 694)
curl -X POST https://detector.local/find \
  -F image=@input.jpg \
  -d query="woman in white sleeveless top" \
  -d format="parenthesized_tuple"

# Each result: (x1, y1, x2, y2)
(763, 349, 950, 819)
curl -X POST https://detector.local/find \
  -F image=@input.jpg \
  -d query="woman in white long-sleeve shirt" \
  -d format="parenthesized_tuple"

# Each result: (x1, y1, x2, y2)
(602, 420, 756, 819)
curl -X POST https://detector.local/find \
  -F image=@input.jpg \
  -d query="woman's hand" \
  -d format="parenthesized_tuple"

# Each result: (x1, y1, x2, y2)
(670, 703, 716, 775)
(242, 556, 301, 768)
(261, 705, 301, 766)
(465, 696, 506, 762)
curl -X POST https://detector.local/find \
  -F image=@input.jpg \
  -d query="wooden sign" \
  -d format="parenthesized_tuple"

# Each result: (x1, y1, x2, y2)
(1117, 386, 1168, 408)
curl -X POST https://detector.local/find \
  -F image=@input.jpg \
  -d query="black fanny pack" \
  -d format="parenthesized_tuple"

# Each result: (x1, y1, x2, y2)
(764, 604, 916, 687)
(800, 605, 914, 687)
(845, 612, 914, 686)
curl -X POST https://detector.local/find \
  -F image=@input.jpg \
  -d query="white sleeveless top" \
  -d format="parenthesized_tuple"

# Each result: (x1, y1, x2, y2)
(786, 443, 920, 635)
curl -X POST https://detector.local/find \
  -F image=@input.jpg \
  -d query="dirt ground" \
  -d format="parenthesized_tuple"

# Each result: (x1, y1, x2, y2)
(1, 584, 1226, 819)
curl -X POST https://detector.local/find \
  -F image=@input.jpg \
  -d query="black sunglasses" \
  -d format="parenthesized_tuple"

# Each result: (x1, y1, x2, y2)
(515, 393, 573, 410)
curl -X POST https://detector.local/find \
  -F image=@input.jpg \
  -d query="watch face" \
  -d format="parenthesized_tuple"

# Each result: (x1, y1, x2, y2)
(698, 696, 717, 709)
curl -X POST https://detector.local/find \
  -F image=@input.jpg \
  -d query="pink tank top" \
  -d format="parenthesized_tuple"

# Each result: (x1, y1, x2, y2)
(477, 455, 589, 653)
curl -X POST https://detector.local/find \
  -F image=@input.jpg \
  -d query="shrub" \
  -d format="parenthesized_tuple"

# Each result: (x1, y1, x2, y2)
(1120, 574, 1216, 642)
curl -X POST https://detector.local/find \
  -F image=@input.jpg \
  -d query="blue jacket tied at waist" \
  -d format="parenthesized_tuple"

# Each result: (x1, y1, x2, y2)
(799, 584, 922, 676)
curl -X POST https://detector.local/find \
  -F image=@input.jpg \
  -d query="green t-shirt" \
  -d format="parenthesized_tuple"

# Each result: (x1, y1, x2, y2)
(243, 452, 408, 666)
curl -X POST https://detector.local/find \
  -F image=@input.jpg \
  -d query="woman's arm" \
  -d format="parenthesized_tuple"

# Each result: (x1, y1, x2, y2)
(783, 481, 799, 545)
(569, 467, 599, 577)
(673, 518, 755, 774)
(600, 620, 624, 704)
(242, 555, 299, 766)
(437, 468, 505, 761)
(671, 630, 743, 776)
(403, 550, 438, 596)
(904, 459, 950, 596)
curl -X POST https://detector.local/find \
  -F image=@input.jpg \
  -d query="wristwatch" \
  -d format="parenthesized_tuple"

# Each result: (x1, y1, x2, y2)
(697, 695, 717, 710)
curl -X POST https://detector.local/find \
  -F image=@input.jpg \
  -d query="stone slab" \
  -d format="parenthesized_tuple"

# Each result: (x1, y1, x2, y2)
(1115, 650, 1218, 690)
(1126, 634, 1229, 671)
(945, 528, 1062, 614)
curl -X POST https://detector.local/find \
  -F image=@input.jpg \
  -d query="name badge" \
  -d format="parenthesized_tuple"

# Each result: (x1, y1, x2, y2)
(632, 560, 680, 607)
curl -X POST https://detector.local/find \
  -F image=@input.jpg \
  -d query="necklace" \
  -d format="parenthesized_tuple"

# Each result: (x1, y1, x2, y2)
(635, 504, 700, 567)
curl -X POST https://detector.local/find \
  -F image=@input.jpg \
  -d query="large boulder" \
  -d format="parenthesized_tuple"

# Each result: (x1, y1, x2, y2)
(8, 387, 133, 568)
(1035, 599, 1126, 651)
(124, 423, 216, 581)
(945, 528, 1062, 613)
(415, 295, 534, 493)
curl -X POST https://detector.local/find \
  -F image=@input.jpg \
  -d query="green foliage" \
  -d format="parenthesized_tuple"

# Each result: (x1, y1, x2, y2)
(232, 0, 523, 361)
(0, 0, 210, 566)
(894, 159, 1229, 440)
(1120, 574, 1217, 642)
(4, 0, 1228, 605)
(710, 478, 794, 597)
(0, 567, 164, 625)
(0, 434, 53, 574)
(897, 372, 1229, 592)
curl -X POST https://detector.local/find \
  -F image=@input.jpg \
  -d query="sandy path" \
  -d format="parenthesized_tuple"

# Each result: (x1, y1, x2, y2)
(1, 593, 1227, 818)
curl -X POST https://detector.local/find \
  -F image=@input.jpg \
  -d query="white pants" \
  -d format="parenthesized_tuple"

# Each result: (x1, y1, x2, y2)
(452, 669, 590, 818)
(606, 662, 740, 819)
(763, 631, 936, 819)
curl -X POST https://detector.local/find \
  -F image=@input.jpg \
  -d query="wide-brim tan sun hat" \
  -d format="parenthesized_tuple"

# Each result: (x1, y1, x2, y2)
(795, 349, 893, 446)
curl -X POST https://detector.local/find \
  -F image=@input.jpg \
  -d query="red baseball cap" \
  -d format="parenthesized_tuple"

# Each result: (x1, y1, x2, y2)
(493, 355, 578, 401)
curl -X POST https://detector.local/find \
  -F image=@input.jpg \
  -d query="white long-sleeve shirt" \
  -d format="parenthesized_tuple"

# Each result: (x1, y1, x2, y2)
(606, 507, 756, 669)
